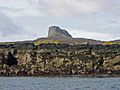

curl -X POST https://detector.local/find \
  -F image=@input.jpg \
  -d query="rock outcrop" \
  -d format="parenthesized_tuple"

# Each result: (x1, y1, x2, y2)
(0, 44, 120, 76)
(48, 26, 72, 39)
(0, 51, 18, 66)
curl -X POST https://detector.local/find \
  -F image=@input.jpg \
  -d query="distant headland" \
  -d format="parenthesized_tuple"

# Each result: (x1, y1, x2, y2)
(0, 26, 120, 46)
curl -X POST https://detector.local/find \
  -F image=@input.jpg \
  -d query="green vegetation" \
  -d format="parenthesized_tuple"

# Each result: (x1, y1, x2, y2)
(34, 40, 60, 46)
(0, 42, 15, 45)
(103, 42, 120, 45)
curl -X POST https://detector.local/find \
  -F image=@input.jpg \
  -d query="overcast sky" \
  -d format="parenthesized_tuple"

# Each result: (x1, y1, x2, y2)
(0, 0, 120, 42)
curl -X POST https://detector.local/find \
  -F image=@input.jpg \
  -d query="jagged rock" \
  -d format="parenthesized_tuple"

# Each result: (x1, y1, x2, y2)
(6, 52, 18, 66)
(0, 44, 120, 76)
(48, 26, 72, 39)
(0, 53, 5, 64)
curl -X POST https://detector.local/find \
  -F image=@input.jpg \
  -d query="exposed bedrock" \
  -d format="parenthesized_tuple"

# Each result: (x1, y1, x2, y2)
(0, 44, 120, 76)
(48, 26, 72, 39)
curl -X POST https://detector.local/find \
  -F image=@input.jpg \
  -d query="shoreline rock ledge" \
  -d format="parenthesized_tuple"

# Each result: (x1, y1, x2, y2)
(48, 26, 72, 39)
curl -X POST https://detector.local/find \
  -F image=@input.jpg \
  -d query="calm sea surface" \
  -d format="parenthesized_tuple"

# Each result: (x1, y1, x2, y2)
(0, 77, 120, 90)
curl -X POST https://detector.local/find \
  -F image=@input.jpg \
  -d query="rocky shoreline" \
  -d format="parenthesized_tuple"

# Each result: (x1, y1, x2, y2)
(0, 43, 120, 77)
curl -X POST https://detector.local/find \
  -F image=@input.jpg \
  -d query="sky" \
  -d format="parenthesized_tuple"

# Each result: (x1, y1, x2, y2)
(0, 0, 120, 42)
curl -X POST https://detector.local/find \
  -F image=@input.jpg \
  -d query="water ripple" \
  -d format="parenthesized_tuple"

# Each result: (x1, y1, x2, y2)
(0, 77, 120, 90)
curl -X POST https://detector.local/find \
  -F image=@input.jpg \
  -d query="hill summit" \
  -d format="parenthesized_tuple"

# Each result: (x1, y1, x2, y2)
(48, 26, 72, 39)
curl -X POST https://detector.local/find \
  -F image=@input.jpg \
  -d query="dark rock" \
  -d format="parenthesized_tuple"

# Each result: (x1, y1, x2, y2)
(0, 53, 5, 64)
(0, 45, 8, 48)
(14, 42, 35, 49)
(6, 52, 18, 66)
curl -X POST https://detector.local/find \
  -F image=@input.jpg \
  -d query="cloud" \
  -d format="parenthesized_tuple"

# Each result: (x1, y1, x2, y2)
(0, 0, 109, 17)
(68, 29, 114, 41)
(0, 11, 33, 42)
(44, 0, 108, 17)
(0, 11, 22, 35)
(0, 0, 119, 41)
(0, 0, 44, 17)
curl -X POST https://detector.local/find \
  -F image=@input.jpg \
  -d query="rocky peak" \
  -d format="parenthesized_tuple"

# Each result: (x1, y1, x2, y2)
(48, 26, 72, 39)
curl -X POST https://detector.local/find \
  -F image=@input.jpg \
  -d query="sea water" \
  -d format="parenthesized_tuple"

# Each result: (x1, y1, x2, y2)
(0, 77, 120, 90)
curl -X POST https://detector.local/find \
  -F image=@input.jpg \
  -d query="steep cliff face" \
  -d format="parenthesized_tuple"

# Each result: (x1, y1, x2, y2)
(48, 26, 72, 39)
(0, 44, 120, 76)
